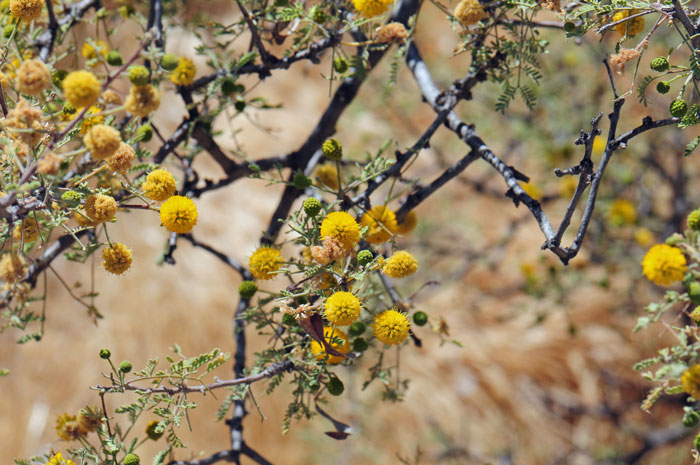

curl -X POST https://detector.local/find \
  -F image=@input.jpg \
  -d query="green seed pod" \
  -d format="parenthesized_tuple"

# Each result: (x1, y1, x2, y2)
(99, 348, 111, 359)
(282, 313, 297, 326)
(235, 98, 246, 112)
(333, 57, 348, 74)
(123, 453, 140, 465)
(322, 138, 343, 161)
(326, 375, 344, 396)
(128, 65, 150, 85)
(684, 408, 700, 428)
(52, 69, 68, 87)
(650, 57, 669, 72)
(352, 337, 368, 352)
(563, 22, 576, 33)
(221, 78, 237, 96)
(106, 51, 123, 66)
(61, 190, 81, 207)
(136, 124, 153, 142)
(293, 171, 312, 190)
(670, 99, 688, 118)
(356, 250, 373, 266)
(3, 24, 15, 39)
(306, 380, 321, 392)
(146, 420, 164, 440)
(160, 53, 180, 71)
(310, 6, 325, 23)
(303, 197, 321, 217)
(413, 311, 428, 326)
(656, 81, 670, 94)
(119, 360, 132, 373)
(348, 321, 366, 336)
(688, 209, 700, 231)
(238, 281, 258, 299)
(688, 282, 700, 305)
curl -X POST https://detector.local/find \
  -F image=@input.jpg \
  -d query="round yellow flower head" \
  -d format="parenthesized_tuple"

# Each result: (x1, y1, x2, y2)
(84, 124, 121, 161)
(642, 244, 687, 286)
(454, 0, 486, 26)
(683, 364, 700, 398)
(395, 210, 417, 235)
(63, 70, 101, 108)
(12, 217, 40, 242)
(360, 205, 397, 244)
(382, 250, 418, 278)
(125, 84, 160, 117)
(108, 142, 135, 173)
(320, 211, 360, 252)
(373, 309, 410, 345)
(160, 195, 198, 234)
(608, 199, 637, 226)
(612, 9, 644, 36)
(81, 40, 109, 61)
(249, 246, 283, 280)
(310, 326, 350, 364)
(325, 291, 361, 326)
(352, 0, 393, 17)
(85, 194, 118, 223)
(314, 163, 341, 190)
(142, 168, 176, 201)
(47, 452, 76, 465)
(170, 57, 196, 86)
(16, 58, 50, 96)
(10, 0, 43, 22)
(0, 253, 25, 282)
(102, 242, 132, 275)
(634, 228, 654, 248)
(55, 412, 83, 441)
(102, 89, 122, 105)
(75, 106, 104, 134)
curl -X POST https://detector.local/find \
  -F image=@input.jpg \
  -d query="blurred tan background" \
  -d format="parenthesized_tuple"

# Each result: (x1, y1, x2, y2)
(3, 1, 698, 464)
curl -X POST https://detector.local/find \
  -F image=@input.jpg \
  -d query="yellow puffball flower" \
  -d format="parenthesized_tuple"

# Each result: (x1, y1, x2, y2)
(79, 106, 105, 134)
(634, 228, 654, 248)
(612, 9, 644, 37)
(352, 0, 393, 17)
(249, 246, 283, 280)
(169, 57, 196, 86)
(395, 210, 417, 235)
(310, 326, 350, 364)
(159, 195, 198, 234)
(142, 168, 177, 201)
(107, 142, 135, 173)
(125, 84, 160, 117)
(12, 217, 40, 242)
(454, 0, 487, 26)
(84, 124, 121, 161)
(74, 209, 96, 228)
(683, 364, 700, 399)
(314, 163, 341, 190)
(641, 244, 687, 286)
(0, 253, 25, 282)
(16, 58, 50, 96)
(320, 211, 360, 252)
(360, 205, 398, 244)
(521, 181, 542, 201)
(382, 250, 418, 278)
(101, 242, 132, 275)
(85, 194, 118, 223)
(63, 70, 101, 108)
(608, 199, 637, 226)
(81, 40, 109, 61)
(373, 309, 410, 345)
(324, 291, 361, 326)
(10, 0, 43, 22)
(47, 452, 76, 465)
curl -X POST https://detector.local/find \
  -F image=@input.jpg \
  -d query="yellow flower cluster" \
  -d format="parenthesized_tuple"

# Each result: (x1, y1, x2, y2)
(320, 212, 360, 252)
(142, 169, 176, 201)
(360, 205, 397, 244)
(612, 9, 645, 36)
(102, 242, 132, 275)
(249, 246, 283, 280)
(0, 253, 25, 282)
(107, 142, 135, 173)
(16, 58, 50, 96)
(81, 40, 109, 61)
(382, 250, 418, 278)
(352, 0, 393, 17)
(395, 210, 417, 235)
(159, 195, 198, 234)
(125, 84, 160, 117)
(63, 70, 101, 108)
(373, 309, 410, 345)
(85, 194, 117, 223)
(79, 106, 105, 133)
(641, 244, 686, 286)
(84, 124, 121, 160)
(324, 291, 361, 326)
(10, 0, 43, 22)
(682, 364, 700, 399)
(314, 163, 341, 190)
(608, 199, 636, 226)
(47, 452, 76, 465)
(310, 326, 349, 364)
(170, 57, 196, 86)
(12, 218, 40, 242)
(454, 0, 487, 26)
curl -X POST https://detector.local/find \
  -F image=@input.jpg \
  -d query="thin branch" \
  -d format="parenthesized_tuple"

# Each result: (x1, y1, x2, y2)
(181, 234, 253, 280)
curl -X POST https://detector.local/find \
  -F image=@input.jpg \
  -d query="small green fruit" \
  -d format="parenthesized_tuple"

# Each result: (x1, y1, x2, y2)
(136, 124, 153, 142)
(321, 138, 343, 161)
(61, 190, 81, 207)
(160, 53, 180, 71)
(106, 51, 123, 66)
(119, 361, 132, 373)
(352, 337, 368, 352)
(413, 311, 428, 326)
(302, 197, 321, 217)
(326, 375, 344, 396)
(688, 282, 700, 305)
(293, 171, 312, 190)
(563, 22, 576, 33)
(99, 348, 111, 359)
(52, 69, 68, 87)
(333, 57, 348, 74)
(670, 99, 688, 118)
(221, 78, 237, 96)
(656, 81, 670, 94)
(688, 209, 700, 231)
(282, 313, 297, 326)
(238, 281, 258, 299)
(235, 98, 246, 112)
(357, 250, 373, 266)
(650, 57, 669, 72)
(684, 408, 700, 428)
(348, 321, 366, 336)
(123, 453, 140, 465)
(128, 65, 150, 85)
(3, 24, 15, 39)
